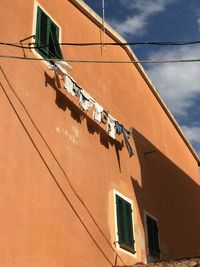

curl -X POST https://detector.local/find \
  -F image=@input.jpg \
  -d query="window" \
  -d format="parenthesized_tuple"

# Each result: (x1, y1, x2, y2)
(115, 194, 135, 253)
(145, 214, 160, 258)
(35, 6, 63, 60)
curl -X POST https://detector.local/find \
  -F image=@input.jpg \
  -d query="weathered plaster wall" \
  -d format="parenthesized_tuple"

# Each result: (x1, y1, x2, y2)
(0, 0, 199, 266)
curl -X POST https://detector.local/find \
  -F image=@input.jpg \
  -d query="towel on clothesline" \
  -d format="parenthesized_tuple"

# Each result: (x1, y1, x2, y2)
(93, 103, 104, 123)
(78, 89, 95, 111)
(64, 75, 75, 96)
(107, 115, 116, 139)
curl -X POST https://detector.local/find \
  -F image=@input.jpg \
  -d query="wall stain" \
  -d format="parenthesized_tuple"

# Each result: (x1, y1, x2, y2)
(55, 125, 80, 145)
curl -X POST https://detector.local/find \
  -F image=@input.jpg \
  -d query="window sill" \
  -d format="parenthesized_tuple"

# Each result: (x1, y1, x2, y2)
(119, 243, 136, 254)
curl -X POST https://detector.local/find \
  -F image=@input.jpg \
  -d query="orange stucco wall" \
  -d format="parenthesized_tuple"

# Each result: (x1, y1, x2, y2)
(0, 0, 200, 266)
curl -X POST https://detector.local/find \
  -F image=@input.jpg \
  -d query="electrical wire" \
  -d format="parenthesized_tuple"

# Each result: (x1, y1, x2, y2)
(0, 80, 114, 267)
(0, 54, 200, 64)
(34, 35, 63, 62)
(0, 66, 126, 266)
(1, 40, 200, 48)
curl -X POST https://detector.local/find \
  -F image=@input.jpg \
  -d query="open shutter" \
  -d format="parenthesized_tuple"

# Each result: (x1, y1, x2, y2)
(35, 6, 63, 60)
(49, 22, 63, 59)
(36, 7, 41, 41)
(36, 7, 49, 58)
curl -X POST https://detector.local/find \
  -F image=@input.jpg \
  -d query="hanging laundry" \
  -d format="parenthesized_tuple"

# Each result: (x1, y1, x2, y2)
(126, 128, 133, 139)
(93, 103, 104, 123)
(73, 82, 81, 97)
(115, 121, 123, 135)
(107, 115, 116, 139)
(64, 75, 75, 96)
(48, 62, 68, 76)
(78, 90, 95, 111)
(123, 128, 134, 157)
(101, 110, 109, 124)
(48, 62, 134, 158)
(115, 121, 134, 157)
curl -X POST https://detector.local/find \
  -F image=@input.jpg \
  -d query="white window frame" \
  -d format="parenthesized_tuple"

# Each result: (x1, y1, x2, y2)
(31, 1, 63, 64)
(113, 189, 137, 258)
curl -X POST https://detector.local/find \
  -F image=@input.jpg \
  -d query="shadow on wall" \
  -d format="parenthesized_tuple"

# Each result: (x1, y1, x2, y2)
(44, 71, 124, 171)
(44, 70, 200, 263)
(130, 128, 200, 261)
(2, 65, 200, 266)
(0, 66, 125, 267)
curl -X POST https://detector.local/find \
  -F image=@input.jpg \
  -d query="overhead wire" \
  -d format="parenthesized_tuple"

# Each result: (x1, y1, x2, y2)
(1, 40, 200, 48)
(0, 78, 116, 266)
(0, 54, 200, 64)
(4, 36, 128, 264)
(34, 35, 62, 63)
(2, 38, 200, 64)
(0, 66, 126, 266)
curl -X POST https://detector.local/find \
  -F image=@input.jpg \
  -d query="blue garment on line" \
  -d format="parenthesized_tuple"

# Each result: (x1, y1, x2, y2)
(115, 121, 134, 158)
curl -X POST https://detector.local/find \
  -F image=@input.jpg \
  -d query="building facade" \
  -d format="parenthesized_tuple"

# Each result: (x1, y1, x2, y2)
(0, 0, 200, 266)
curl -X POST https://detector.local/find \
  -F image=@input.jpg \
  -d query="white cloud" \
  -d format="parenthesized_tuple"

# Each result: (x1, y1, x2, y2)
(147, 46, 200, 155)
(182, 126, 200, 143)
(181, 126, 200, 155)
(109, 0, 175, 35)
(109, 14, 146, 36)
(147, 46, 200, 117)
(120, 0, 167, 13)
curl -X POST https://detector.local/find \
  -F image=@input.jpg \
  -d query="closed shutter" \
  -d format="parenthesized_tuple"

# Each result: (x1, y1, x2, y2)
(146, 215, 160, 258)
(125, 202, 134, 247)
(116, 195, 135, 252)
(116, 196, 126, 244)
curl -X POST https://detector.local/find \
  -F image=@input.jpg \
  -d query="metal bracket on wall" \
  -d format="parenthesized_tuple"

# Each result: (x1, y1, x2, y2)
(20, 35, 36, 57)
(144, 150, 156, 155)
(20, 35, 36, 43)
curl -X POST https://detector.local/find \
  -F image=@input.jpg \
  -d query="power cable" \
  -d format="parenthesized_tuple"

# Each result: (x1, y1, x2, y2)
(1, 54, 200, 64)
(1, 40, 200, 48)
(0, 66, 126, 266)
(34, 35, 62, 64)
(0, 80, 114, 266)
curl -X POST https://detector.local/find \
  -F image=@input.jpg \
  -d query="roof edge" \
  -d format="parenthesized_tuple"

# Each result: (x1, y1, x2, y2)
(68, 0, 200, 164)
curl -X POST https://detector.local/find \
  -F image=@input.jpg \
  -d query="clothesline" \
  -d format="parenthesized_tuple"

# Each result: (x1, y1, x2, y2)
(48, 62, 134, 157)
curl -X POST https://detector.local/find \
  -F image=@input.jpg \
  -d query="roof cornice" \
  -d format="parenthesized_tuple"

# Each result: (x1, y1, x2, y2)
(68, 0, 200, 164)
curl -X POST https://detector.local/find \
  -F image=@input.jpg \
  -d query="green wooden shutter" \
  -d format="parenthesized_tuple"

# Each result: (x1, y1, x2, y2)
(36, 7, 41, 41)
(116, 195, 135, 251)
(125, 202, 134, 247)
(36, 7, 49, 58)
(35, 6, 42, 55)
(49, 22, 63, 59)
(146, 215, 160, 258)
(35, 6, 63, 60)
(116, 195, 126, 244)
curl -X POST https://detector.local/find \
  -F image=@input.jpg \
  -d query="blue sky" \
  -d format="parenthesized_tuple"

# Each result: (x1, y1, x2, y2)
(84, 0, 200, 156)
